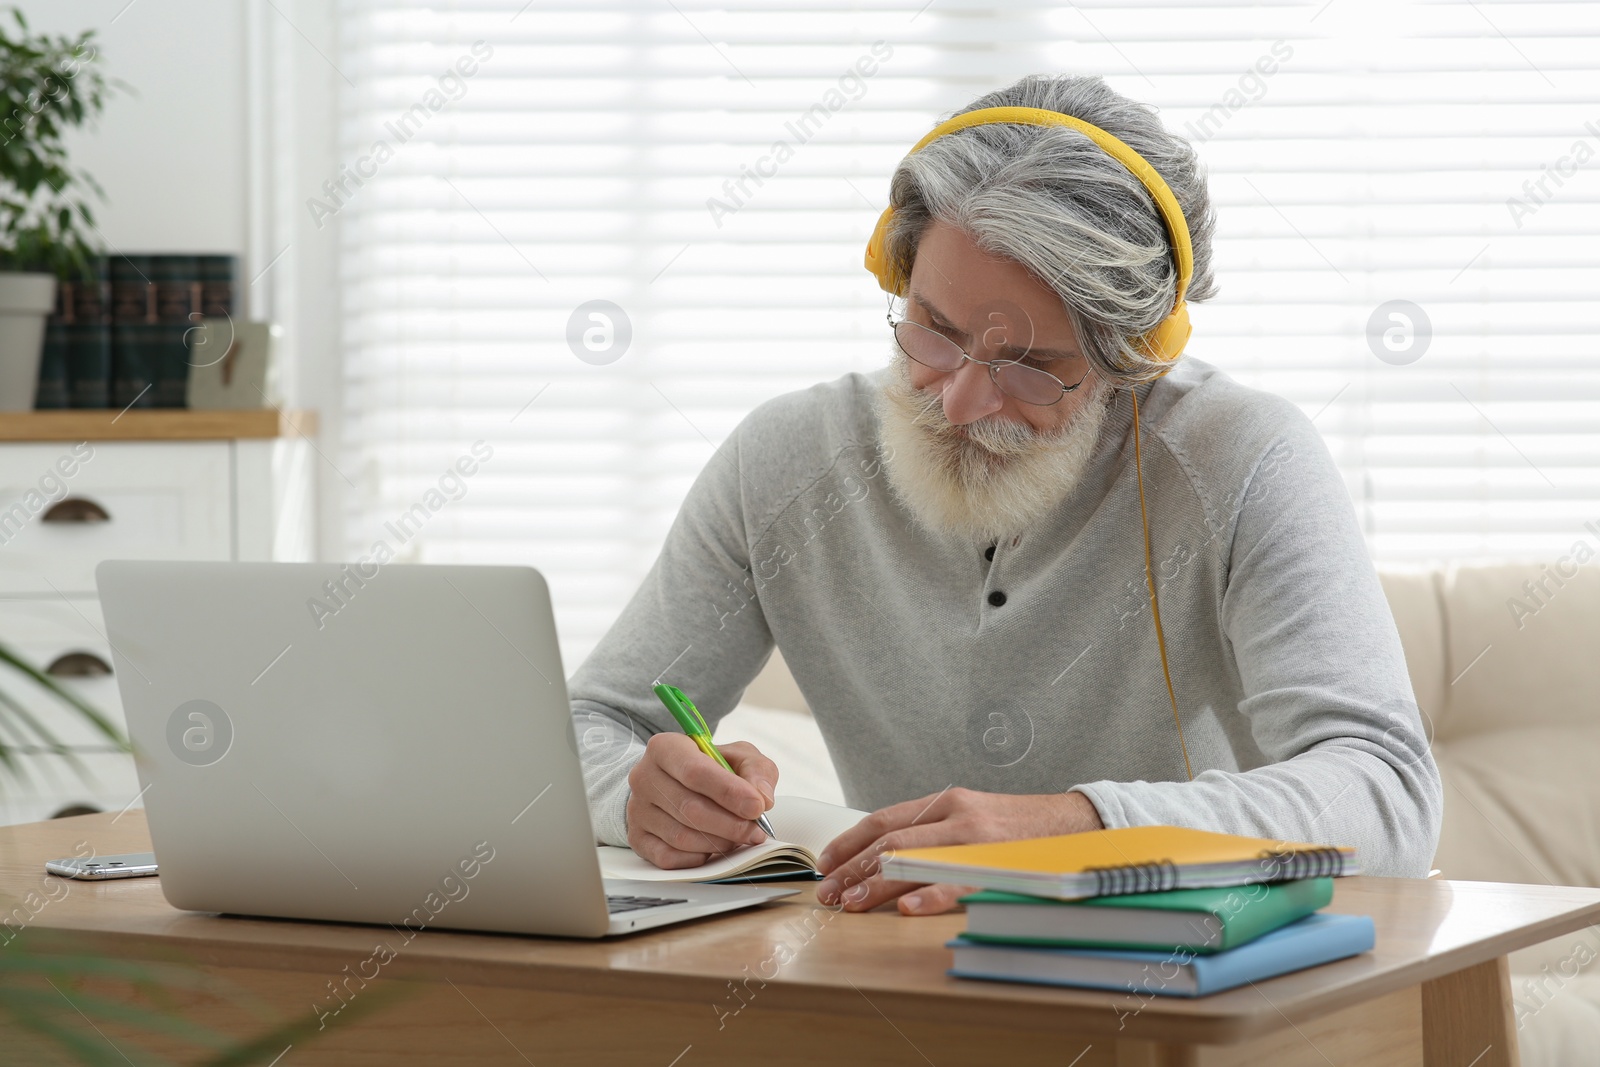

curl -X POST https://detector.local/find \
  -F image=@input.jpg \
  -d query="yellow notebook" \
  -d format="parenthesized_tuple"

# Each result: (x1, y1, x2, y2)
(880, 826, 1358, 900)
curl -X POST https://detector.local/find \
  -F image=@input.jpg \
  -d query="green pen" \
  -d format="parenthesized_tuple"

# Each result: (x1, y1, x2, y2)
(652, 682, 776, 839)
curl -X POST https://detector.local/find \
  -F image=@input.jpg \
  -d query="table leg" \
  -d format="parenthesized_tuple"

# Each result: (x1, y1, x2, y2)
(1422, 955, 1520, 1067)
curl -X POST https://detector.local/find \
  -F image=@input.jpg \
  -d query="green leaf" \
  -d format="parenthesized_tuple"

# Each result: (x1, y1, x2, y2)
(1, 982, 223, 1058)
(0, 734, 35, 788)
(0, 644, 126, 748)
(0, 15, 116, 272)
(0, 944, 420, 1067)
(1, 1009, 128, 1067)
(0, 685, 81, 754)
(197, 980, 417, 1067)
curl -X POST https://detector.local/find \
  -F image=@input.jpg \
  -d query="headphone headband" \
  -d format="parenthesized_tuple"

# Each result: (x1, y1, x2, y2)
(863, 105, 1193, 366)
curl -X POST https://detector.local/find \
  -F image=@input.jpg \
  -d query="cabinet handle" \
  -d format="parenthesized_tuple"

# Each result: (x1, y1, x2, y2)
(46, 651, 113, 677)
(41, 497, 111, 524)
(51, 804, 104, 819)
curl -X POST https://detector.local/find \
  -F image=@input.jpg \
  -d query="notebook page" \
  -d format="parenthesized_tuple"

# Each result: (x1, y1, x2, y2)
(766, 795, 868, 856)
(597, 839, 801, 881)
(596, 796, 867, 882)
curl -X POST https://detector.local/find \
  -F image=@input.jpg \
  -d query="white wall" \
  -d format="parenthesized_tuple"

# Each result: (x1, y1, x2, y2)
(18, 0, 247, 262)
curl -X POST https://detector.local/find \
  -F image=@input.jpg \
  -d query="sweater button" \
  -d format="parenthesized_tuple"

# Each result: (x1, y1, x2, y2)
(984, 544, 996, 561)
(987, 590, 1007, 607)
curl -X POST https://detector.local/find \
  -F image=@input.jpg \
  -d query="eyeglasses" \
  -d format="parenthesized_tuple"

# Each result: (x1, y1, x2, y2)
(885, 299, 1089, 406)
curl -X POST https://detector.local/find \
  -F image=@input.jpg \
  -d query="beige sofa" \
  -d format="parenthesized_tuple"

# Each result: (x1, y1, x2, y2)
(713, 560, 1600, 1065)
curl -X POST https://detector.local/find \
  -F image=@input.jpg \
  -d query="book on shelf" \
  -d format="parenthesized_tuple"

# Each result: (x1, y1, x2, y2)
(35, 306, 69, 409)
(109, 253, 237, 410)
(35, 260, 112, 410)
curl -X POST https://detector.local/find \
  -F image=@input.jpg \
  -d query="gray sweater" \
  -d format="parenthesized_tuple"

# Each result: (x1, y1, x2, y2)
(567, 356, 1443, 877)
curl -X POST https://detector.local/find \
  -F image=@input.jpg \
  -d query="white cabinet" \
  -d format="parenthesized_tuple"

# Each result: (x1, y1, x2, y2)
(0, 442, 233, 594)
(0, 416, 314, 825)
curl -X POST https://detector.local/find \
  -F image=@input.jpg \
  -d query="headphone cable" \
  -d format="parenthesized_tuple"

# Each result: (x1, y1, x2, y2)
(1132, 383, 1194, 782)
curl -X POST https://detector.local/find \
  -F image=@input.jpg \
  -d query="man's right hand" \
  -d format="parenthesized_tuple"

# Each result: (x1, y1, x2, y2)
(625, 733, 777, 868)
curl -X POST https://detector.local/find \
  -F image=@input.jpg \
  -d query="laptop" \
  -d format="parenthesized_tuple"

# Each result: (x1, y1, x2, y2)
(95, 560, 796, 937)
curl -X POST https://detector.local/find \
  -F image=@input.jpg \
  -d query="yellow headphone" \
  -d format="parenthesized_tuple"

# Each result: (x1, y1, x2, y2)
(863, 105, 1193, 366)
(865, 105, 1196, 781)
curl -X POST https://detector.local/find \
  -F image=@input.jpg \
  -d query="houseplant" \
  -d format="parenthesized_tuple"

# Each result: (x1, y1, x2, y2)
(0, 9, 113, 410)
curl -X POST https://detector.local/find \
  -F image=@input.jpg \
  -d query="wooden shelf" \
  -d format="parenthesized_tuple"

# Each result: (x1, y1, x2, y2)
(0, 408, 317, 442)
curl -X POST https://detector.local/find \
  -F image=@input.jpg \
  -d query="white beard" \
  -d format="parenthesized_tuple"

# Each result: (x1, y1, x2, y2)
(872, 356, 1114, 545)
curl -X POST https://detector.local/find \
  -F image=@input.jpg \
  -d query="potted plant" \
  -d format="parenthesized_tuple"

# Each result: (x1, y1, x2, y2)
(0, 9, 114, 410)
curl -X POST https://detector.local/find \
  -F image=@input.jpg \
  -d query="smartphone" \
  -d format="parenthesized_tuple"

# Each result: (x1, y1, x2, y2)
(45, 852, 159, 880)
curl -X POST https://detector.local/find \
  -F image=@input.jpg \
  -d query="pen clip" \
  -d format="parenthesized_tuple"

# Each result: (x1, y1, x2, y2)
(653, 683, 706, 736)
(678, 691, 713, 737)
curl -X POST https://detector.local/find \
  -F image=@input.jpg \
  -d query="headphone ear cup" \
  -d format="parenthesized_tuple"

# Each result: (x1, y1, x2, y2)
(1136, 301, 1191, 364)
(864, 207, 901, 294)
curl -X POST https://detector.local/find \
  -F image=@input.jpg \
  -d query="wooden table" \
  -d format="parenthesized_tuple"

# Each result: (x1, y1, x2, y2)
(4, 812, 1598, 1067)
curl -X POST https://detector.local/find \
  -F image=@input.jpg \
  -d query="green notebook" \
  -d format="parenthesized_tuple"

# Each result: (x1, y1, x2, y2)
(959, 877, 1333, 954)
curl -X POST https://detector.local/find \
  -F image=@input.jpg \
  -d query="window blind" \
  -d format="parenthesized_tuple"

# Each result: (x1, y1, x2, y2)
(335, 0, 1600, 667)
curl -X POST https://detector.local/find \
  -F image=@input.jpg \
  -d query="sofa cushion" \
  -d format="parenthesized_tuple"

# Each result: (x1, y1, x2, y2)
(1377, 567, 1447, 736)
(1433, 726, 1600, 889)
(1437, 560, 1600, 741)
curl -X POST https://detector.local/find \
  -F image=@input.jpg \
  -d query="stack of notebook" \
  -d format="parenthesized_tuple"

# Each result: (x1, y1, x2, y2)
(880, 826, 1375, 997)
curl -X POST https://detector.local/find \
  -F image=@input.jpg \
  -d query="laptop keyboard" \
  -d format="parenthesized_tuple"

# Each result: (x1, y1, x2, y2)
(607, 893, 687, 914)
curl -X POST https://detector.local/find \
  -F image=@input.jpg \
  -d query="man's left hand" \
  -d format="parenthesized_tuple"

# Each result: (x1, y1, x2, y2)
(814, 788, 1104, 915)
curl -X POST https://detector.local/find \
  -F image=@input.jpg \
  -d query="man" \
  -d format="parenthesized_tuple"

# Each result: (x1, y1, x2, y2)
(567, 74, 1442, 916)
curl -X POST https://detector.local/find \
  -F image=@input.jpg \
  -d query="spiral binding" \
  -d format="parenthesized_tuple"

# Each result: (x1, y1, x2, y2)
(1082, 859, 1180, 897)
(1254, 846, 1348, 882)
(1078, 848, 1346, 896)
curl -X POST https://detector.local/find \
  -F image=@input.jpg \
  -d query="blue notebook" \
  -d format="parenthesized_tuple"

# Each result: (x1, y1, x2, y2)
(948, 912, 1374, 997)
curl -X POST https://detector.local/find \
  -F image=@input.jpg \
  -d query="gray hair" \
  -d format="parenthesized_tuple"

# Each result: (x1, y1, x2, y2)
(882, 74, 1218, 386)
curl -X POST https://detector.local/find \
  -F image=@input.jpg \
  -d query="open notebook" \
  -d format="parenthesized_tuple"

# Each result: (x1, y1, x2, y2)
(597, 795, 867, 883)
